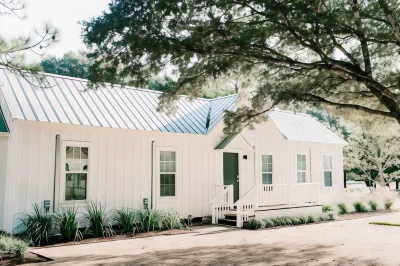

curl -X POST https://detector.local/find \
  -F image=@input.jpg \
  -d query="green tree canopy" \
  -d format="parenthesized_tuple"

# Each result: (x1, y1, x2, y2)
(82, 0, 400, 134)
(40, 52, 89, 79)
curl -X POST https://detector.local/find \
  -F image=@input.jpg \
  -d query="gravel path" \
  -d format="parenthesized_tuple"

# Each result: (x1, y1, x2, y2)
(32, 213, 400, 266)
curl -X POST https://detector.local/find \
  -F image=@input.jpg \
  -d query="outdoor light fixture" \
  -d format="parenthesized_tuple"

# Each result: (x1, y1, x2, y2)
(243, 155, 248, 160)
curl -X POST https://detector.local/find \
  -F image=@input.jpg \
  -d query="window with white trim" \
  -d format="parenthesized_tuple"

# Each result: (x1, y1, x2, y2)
(160, 151, 176, 197)
(323, 155, 333, 187)
(65, 146, 88, 200)
(262, 155, 273, 184)
(296, 154, 307, 183)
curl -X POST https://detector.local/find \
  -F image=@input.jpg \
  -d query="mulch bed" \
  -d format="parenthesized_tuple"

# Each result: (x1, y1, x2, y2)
(0, 252, 50, 265)
(32, 229, 195, 249)
(336, 209, 397, 221)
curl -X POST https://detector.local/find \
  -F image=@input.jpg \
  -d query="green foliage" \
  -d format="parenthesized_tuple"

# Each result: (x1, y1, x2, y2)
(18, 204, 52, 246)
(244, 219, 265, 230)
(54, 206, 82, 242)
(0, 235, 29, 259)
(370, 222, 400, 227)
(84, 201, 114, 238)
(250, 213, 336, 230)
(114, 209, 137, 234)
(136, 209, 164, 232)
(353, 202, 368, 213)
(161, 210, 184, 230)
(82, 0, 400, 132)
(148, 77, 176, 93)
(368, 201, 378, 211)
(306, 109, 350, 140)
(384, 200, 393, 210)
(322, 205, 333, 213)
(337, 203, 349, 215)
(41, 52, 89, 79)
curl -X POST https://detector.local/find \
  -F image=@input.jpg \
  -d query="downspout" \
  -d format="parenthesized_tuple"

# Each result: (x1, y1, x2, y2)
(151, 141, 155, 210)
(53, 134, 60, 213)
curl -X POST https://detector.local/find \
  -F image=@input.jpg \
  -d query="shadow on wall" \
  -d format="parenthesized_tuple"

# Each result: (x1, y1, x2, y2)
(44, 243, 381, 266)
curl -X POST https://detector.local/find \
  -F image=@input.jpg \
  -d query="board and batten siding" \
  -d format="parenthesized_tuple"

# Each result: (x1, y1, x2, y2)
(0, 137, 8, 230)
(224, 119, 345, 202)
(1, 119, 227, 232)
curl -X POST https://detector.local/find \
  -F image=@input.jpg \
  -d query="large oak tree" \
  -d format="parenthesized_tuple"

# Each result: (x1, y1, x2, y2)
(82, 0, 400, 133)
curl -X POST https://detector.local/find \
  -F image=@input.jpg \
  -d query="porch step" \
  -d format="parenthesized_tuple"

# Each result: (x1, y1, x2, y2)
(218, 218, 237, 226)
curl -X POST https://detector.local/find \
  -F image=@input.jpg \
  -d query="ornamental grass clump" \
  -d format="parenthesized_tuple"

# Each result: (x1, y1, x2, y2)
(353, 201, 368, 213)
(85, 201, 114, 238)
(19, 204, 53, 246)
(384, 200, 393, 210)
(368, 200, 378, 211)
(337, 203, 349, 215)
(322, 205, 333, 213)
(114, 208, 138, 234)
(244, 219, 265, 230)
(0, 234, 29, 259)
(162, 210, 184, 230)
(137, 209, 164, 232)
(54, 206, 82, 242)
(262, 218, 275, 228)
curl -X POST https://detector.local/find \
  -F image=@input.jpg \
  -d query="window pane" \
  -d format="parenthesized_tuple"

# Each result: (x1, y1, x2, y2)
(262, 173, 273, 184)
(160, 174, 175, 196)
(297, 172, 306, 183)
(324, 171, 332, 187)
(65, 173, 87, 200)
(262, 163, 268, 172)
(267, 163, 272, 172)
(66, 147, 73, 158)
(323, 155, 332, 170)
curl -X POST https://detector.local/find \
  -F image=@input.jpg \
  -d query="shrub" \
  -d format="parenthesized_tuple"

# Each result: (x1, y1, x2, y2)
(85, 201, 114, 238)
(289, 216, 301, 225)
(162, 210, 184, 230)
(54, 206, 82, 242)
(307, 215, 318, 223)
(322, 205, 333, 213)
(298, 216, 308, 224)
(318, 213, 335, 221)
(114, 208, 138, 234)
(136, 209, 164, 232)
(337, 203, 349, 215)
(353, 202, 368, 213)
(244, 219, 265, 230)
(262, 218, 275, 228)
(19, 204, 53, 246)
(384, 200, 393, 210)
(0, 235, 29, 259)
(368, 200, 378, 211)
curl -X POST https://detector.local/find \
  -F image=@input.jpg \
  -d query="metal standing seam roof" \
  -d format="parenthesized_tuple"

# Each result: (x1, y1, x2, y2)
(0, 69, 238, 135)
(268, 110, 348, 145)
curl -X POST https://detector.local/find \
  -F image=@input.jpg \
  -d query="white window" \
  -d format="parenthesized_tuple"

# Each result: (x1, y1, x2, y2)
(262, 155, 273, 184)
(160, 151, 176, 197)
(323, 155, 333, 187)
(296, 154, 307, 183)
(65, 146, 88, 200)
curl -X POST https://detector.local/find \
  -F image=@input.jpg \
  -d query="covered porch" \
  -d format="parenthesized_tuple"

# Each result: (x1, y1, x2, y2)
(211, 182, 321, 227)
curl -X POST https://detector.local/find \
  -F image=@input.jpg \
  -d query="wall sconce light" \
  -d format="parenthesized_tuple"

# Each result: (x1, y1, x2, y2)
(243, 155, 248, 160)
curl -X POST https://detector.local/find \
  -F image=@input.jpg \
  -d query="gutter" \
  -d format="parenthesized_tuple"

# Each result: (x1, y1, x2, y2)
(53, 134, 60, 213)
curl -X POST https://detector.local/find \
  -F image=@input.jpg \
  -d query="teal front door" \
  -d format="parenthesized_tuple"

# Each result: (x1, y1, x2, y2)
(223, 153, 239, 202)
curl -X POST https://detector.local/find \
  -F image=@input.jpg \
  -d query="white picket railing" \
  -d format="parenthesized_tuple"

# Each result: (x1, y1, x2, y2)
(236, 186, 257, 228)
(210, 185, 234, 224)
(258, 183, 320, 207)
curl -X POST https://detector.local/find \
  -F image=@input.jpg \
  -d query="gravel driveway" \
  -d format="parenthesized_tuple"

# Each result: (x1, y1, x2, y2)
(32, 213, 400, 266)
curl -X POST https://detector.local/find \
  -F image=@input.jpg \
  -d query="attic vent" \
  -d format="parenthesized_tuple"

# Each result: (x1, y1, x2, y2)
(205, 106, 211, 130)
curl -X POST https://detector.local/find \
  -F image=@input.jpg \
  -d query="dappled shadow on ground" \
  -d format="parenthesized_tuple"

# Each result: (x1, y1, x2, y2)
(42, 243, 382, 266)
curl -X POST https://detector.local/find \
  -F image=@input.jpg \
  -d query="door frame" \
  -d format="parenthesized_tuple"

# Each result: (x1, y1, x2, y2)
(221, 148, 242, 200)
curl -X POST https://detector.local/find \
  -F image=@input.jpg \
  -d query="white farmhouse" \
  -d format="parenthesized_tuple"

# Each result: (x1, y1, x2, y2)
(0, 69, 347, 232)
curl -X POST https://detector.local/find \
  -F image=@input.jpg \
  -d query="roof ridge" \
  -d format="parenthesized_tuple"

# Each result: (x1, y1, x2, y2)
(270, 109, 310, 116)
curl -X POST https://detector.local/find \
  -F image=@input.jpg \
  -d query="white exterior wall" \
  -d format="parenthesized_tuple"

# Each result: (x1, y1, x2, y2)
(0, 137, 8, 230)
(224, 119, 345, 202)
(1, 117, 345, 232)
(1, 120, 228, 232)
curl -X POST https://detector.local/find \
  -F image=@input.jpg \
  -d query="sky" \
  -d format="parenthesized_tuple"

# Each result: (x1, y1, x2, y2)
(0, 0, 110, 62)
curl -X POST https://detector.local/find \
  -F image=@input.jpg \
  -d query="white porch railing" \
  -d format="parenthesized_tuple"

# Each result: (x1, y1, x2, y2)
(237, 183, 320, 228)
(258, 183, 320, 207)
(236, 186, 257, 228)
(210, 185, 234, 224)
